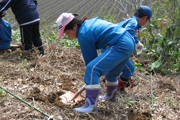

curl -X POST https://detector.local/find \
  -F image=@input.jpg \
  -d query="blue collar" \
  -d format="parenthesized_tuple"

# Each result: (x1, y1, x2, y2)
(76, 26, 80, 38)
(132, 16, 142, 29)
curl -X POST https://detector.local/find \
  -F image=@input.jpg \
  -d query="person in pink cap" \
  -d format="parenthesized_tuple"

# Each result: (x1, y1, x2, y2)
(56, 13, 75, 39)
(55, 9, 151, 114)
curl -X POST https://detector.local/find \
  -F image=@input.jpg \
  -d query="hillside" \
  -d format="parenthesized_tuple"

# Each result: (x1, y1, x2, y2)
(1, 0, 180, 120)
(0, 43, 179, 120)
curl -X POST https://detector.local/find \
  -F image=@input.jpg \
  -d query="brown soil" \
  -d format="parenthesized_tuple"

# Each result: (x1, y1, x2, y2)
(0, 43, 179, 120)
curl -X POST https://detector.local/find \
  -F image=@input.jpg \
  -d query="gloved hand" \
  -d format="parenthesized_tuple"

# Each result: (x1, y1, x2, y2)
(135, 41, 144, 55)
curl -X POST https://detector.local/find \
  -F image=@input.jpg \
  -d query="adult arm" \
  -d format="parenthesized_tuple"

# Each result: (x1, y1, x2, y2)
(0, 0, 11, 12)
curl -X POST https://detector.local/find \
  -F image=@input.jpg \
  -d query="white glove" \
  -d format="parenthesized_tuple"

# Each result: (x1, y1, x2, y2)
(135, 41, 144, 55)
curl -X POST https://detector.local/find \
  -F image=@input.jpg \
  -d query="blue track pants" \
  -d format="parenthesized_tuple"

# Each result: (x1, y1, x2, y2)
(84, 32, 135, 85)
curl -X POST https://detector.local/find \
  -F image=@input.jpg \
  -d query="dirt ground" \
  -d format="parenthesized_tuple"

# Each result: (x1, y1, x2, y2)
(0, 43, 180, 120)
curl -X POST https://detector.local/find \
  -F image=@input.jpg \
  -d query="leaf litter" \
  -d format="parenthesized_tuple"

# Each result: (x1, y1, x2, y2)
(0, 43, 179, 120)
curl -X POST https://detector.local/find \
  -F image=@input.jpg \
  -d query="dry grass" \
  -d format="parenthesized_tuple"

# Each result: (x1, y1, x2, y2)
(0, 43, 180, 120)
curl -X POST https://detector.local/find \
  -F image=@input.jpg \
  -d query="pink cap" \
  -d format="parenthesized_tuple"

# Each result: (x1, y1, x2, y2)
(55, 12, 74, 39)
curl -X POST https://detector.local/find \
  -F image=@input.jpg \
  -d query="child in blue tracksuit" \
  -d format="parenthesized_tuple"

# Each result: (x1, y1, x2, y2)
(117, 5, 152, 93)
(0, 0, 44, 55)
(55, 5, 151, 114)
(102, 5, 152, 94)
(0, 11, 12, 55)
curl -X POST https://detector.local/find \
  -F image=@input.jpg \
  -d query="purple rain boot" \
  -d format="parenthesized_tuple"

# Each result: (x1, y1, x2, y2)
(99, 81, 118, 102)
(74, 85, 100, 114)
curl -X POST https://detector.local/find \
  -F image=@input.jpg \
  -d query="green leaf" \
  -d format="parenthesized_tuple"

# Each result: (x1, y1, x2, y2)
(152, 21, 158, 29)
(128, 101, 136, 104)
(24, 59, 28, 62)
(128, 101, 137, 107)
(135, 66, 142, 71)
(134, 63, 142, 71)
(135, 63, 142, 66)
(0, 89, 5, 96)
(149, 59, 163, 71)
(162, 69, 168, 74)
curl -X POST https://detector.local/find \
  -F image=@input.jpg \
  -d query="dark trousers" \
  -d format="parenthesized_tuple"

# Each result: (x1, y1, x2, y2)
(20, 22, 44, 54)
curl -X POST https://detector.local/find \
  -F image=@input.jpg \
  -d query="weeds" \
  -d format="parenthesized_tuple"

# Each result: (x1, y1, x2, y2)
(0, 89, 7, 105)
(0, 89, 5, 96)
(12, 29, 21, 42)
(141, 0, 180, 74)
(134, 63, 142, 71)
(127, 100, 137, 107)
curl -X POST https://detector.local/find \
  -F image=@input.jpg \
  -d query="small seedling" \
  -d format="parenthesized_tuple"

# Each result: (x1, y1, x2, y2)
(128, 100, 137, 107)
(0, 89, 5, 96)
(135, 63, 142, 71)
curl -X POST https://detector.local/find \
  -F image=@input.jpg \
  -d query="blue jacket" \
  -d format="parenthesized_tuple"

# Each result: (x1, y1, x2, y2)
(0, 0, 40, 26)
(0, 19, 12, 50)
(77, 17, 127, 65)
(118, 16, 142, 43)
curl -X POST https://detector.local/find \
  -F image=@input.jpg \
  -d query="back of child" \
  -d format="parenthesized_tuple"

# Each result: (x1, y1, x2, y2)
(0, 11, 12, 55)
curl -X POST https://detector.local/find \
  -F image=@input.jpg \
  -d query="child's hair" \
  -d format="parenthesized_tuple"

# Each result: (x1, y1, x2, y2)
(134, 11, 150, 21)
(65, 14, 83, 30)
